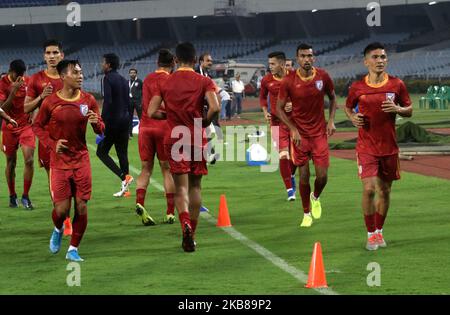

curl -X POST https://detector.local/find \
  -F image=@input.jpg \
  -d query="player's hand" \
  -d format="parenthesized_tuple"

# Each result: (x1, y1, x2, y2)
(292, 129, 301, 147)
(350, 113, 365, 128)
(8, 119, 18, 128)
(264, 112, 271, 124)
(87, 110, 98, 124)
(11, 76, 24, 92)
(55, 139, 69, 154)
(285, 102, 293, 113)
(40, 83, 53, 99)
(381, 100, 399, 113)
(327, 120, 336, 137)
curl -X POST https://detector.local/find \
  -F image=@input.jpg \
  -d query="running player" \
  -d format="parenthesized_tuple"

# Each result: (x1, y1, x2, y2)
(32, 60, 104, 261)
(135, 49, 176, 226)
(277, 43, 337, 228)
(0, 59, 35, 209)
(344, 42, 412, 250)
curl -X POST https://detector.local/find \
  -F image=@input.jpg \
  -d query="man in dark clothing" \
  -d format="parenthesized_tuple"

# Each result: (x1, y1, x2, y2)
(97, 53, 134, 197)
(128, 68, 142, 138)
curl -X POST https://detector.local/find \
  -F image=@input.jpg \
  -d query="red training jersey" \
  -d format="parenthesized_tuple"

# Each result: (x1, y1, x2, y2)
(346, 74, 411, 156)
(259, 72, 292, 126)
(26, 70, 63, 101)
(0, 75, 31, 129)
(32, 90, 105, 169)
(278, 67, 334, 137)
(141, 70, 170, 129)
(155, 68, 216, 146)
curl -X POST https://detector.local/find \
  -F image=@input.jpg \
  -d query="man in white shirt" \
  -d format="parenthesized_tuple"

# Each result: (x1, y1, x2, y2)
(231, 73, 245, 118)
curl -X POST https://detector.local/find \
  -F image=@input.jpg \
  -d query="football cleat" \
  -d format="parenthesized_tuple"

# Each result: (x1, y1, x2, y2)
(300, 214, 313, 228)
(163, 214, 176, 224)
(9, 194, 19, 208)
(310, 193, 322, 219)
(21, 195, 33, 210)
(182, 223, 196, 252)
(135, 203, 156, 226)
(287, 189, 296, 201)
(66, 249, 84, 262)
(49, 228, 64, 254)
(366, 234, 379, 251)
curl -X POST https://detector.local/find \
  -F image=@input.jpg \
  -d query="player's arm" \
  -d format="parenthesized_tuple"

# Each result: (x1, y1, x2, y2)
(24, 82, 53, 113)
(1, 76, 24, 112)
(259, 78, 271, 123)
(32, 101, 56, 151)
(326, 89, 337, 137)
(88, 97, 105, 134)
(204, 90, 220, 127)
(344, 87, 365, 128)
(148, 95, 166, 120)
(276, 80, 301, 146)
(0, 108, 18, 127)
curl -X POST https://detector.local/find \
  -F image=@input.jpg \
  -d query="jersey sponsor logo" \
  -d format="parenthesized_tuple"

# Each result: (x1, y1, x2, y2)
(80, 104, 89, 116)
(315, 80, 323, 91)
(386, 93, 395, 102)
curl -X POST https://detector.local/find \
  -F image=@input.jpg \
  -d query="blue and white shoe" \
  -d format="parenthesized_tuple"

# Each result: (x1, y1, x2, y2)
(291, 176, 297, 194)
(49, 228, 64, 254)
(200, 205, 209, 212)
(287, 188, 296, 201)
(66, 249, 84, 262)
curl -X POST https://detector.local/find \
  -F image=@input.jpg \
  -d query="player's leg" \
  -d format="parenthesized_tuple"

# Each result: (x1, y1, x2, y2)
(5, 152, 18, 207)
(188, 174, 202, 237)
(96, 130, 127, 184)
(66, 197, 88, 262)
(309, 134, 330, 219)
(113, 129, 133, 195)
(173, 173, 195, 252)
(374, 177, 392, 248)
(20, 144, 34, 210)
(271, 124, 294, 200)
(135, 159, 156, 226)
(299, 162, 314, 228)
(160, 160, 176, 224)
(362, 177, 379, 250)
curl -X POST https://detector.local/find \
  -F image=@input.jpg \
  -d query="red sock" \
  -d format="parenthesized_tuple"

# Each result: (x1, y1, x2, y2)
(375, 212, 386, 230)
(191, 219, 198, 233)
(23, 179, 32, 197)
(299, 182, 311, 213)
(7, 178, 16, 196)
(70, 213, 88, 247)
(290, 160, 297, 176)
(178, 211, 191, 230)
(279, 158, 293, 190)
(166, 193, 175, 215)
(364, 214, 376, 233)
(52, 209, 65, 230)
(136, 188, 146, 206)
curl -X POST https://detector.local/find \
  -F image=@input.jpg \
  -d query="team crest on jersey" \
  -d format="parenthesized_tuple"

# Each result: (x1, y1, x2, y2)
(80, 104, 89, 116)
(386, 93, 395, 102)
(315, 80, 323, 91)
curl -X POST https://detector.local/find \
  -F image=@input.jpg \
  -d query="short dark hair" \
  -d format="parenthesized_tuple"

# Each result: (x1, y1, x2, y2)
(129, 68, 137, 73)
(43, 39, 63, 52)
(286, 58, 294, 64)
(103, 53, 120, 71)
(9, 59, 26, 76)
(176, 42, 196, 64)
(199, 52, 211, 63)
(268, 51, 286, 61)
(158, 49, 174, 67)
(56, 59, 81, 75)
(363, 42, 385, 56)
(296, 43, 313, 55)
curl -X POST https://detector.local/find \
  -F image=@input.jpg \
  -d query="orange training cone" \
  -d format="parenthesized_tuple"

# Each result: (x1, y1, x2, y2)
(216, 194, 232, 227)
(305, 242, 328, 288)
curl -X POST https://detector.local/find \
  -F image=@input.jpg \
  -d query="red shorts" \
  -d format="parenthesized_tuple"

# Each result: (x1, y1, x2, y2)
(50, 163, 92, 203)
(291, 134, 329, 167)
(356, 152, 400, 181)
(164, 143, 208, 175)
(271, 123, 291, 152)
(38, 141, 51, 169)
(2, 125, 35, 156)
(138, 127, 168, 162)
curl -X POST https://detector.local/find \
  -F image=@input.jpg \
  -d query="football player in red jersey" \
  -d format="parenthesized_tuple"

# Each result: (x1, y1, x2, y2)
(260, 51, 297, 201)
(148, 42, 220, 252)
(32, 60, 105, 261)
(345, 42, 412, 251)
(277, 43, 337, 228)
(24, 40, 73, 235)
(134, 49, 176, 226)
(0, 59, 35, 209)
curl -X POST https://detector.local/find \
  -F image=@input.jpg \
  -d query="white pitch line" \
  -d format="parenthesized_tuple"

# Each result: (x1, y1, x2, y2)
(88, 143, 339, 295)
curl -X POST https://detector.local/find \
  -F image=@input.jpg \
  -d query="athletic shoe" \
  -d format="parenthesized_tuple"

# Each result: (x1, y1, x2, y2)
(113, 175, 134, 197)
(300, 214, 313, 228)
(200, 205, 209, 212)
(66, 249, 84, 262)
(310, 193, 322, 219)
(366, 234, 379, 251)
(287, 189, 296, 201)
(291, 176, 296, 193)
(63, 218, 72, 236)
(135, 203, 156, 226)
(182, 223, 196, 252)
(49, 228, 64, 254)
(9, 194, 19, 208)
(209, 153, 220, 165)
(376, 231, 387, 248)
(21, 195, 33, 210)
(163, 214, 176, 224)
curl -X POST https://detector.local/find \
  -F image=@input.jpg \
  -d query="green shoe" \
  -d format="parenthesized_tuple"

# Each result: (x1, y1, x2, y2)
(135, 203, 156, 226)
(163, 214, 176, 224)
(310, 193, 322, 219)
